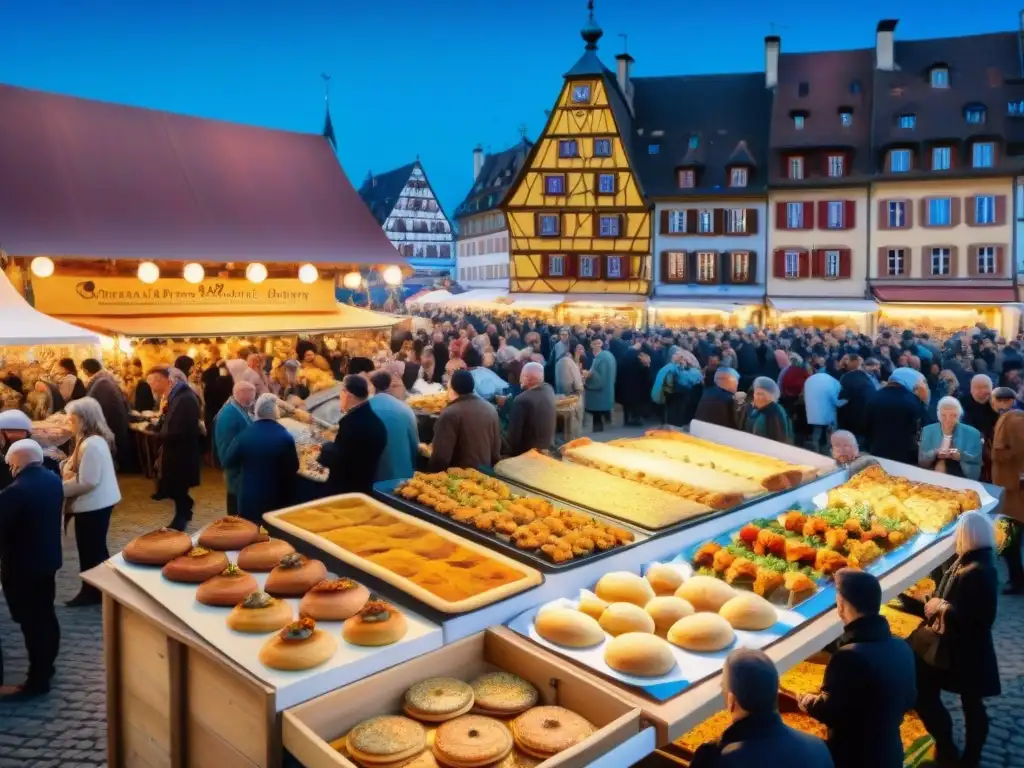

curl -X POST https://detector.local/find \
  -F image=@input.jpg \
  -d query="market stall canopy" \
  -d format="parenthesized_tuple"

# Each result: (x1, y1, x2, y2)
(769, 297, 879, 313)
(508, 293, 565, 310)
(439, 289, 508, 308)
(0, 271, 98, 346)
(872, 286, 1016, 305)
(57, 303, 398, 338)
(407, 289, 453, 306)
(0, 83, 407, 269)
(560, 294, 648, 308)
(649, 298, 759, 314)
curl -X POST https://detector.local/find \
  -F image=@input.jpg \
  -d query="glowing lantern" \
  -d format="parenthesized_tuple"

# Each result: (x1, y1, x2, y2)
(138, 262, 160, 284)
(183, 263, 205, 284)
(246, 263, 268, 284)
(30, 257, 55, 278)
(298, 263, 319, 284)
(342, 271, 362, 290)
(382, 265, 403, 285)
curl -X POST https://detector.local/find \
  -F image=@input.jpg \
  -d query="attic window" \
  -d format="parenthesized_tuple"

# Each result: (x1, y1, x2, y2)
(678, 169, 695, 188)
(790, 110, 808, 130)
(930, 66, 950, 88)
(965, 105, 987, 125)
(688, 135, 699, 149)
(899, 114, 916, 129)
(839, 108, 853, 127)
(648, 143, 661, 155)
(849, 80, 863, 95)
(798, 81, 809, 97)
(729, 168, 748, 187)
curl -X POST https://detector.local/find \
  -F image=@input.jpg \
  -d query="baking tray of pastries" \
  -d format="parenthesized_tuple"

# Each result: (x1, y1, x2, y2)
(264, 494, 545, 614)
(374, 470, 649, 573)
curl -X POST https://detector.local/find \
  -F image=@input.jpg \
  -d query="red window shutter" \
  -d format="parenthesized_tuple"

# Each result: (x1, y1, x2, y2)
(773, 249, 787, 278)
(659, 210, 669, 235)
(950, 198, 962, 227)
(967, 246, 978, 277)
(949, 246, 960, 277)
(775, 202, 788, 230)
(746, 251, 757, 283)
(876, 247, 888, 277)
(713, 209, 725, 235)
(822, 154, 831, 177)
(746, 209, 759, 234)
(659, 251, 669, 282)
(810, 249, 825, 277)
(877, 200, 890, 230)
(798, 250, 811, 278)
(816, 201, 829, 229)
(685, 209, 699, 233)
(565, 254, 579, 277)
(838, 249, 852, 278)
(996, 195, 1008, 225)
(843, 200, 856, 229)
(803, 201, 815, 229)
(540, 255, 551, 277)
(996, 246, 1006, 275)
(592, 256, 602, 280)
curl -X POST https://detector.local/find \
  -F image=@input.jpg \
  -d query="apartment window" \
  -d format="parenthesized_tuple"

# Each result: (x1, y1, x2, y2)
(788, 156, 804, 180)
(730, 167, 748, 187)
(975, 195, 996, 224)
(793, 115, 805, 130)
(932, 147, 951, 171)
(785, 251, 801, 278)
(930, 68, 949, 88)
(698, 209, 714, 233)
(928, 198, 951, 226)
(827, 155, 845, 178)
(978, 246, 996, 275)
(571, 84, 591, 104)
(786, 202, 804, 229)
(731, 252, 750, 282)
(887, 248, 906, 276)
(665, 251, 686, 281)
(548, 254, 566, 276)
(972, 142, 994, 168)
(824, 250, 841, 278)
(597, 173, 616, 194)
(697, 252, 717, 282)
(826, 201, 844, 229)
(678, 169, 695, 188)
(668, 211, 687, 233)
(544, 175, 565, 195)
(890, 149, 911, 173)
(606, 256, 624, 279)
(559, 139, 579, 158)
(648, 143, 660, 154)
(888, 201, 907, 228)
(726, 209, 746, 234)
(593, 138, 613, 157)
(579, 255, 598, 278)
(899, 114, 917, 129)
(839, 110, 853, 127)
(598, 215, 620, 237)
(966, 106, 986, 124)
(931, 247, 951, 276)
(538, 214, 559, 236)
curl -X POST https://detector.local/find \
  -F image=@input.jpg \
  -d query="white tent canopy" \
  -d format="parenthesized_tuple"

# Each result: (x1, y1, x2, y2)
(407, 289, 453, 306)
(439, 289, 508, 308)
(0, 271, 99, 346)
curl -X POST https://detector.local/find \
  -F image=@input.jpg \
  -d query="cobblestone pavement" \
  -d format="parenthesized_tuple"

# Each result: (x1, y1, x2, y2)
(3, 463, 1024, 767)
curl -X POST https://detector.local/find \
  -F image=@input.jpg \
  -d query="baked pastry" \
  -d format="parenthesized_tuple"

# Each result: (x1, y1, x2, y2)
(470, 672, 539, 716)
(594, 572, 655, 608)
(196, 564, 259, 607)
(535, 607, 604, 648)
(604, 633, 676, 677)
(404, 678, 475, 722)
(512, 706, 594, 760)
(645, 563, 684, 596)
(226, 591, 293, 633)
(645, 596, 695, 634)
(342, 599, 408, 646)
(719, 593, 778, 631)
(577, 590, 608, 621)
(258, 617, 338, 671)
(253, 525, 271, 543)
(264, 553, 329, 597)
(161, 547, 230, 583)
(667, 613, 735, 652)
(237, 538, 296, 572)
(433, 715, 512, 768)
(347, 715, 426, 766)
(675, 575, 736, 613)
(598, 602, 655, 636)
(122, 528, 193, 566)
(197, 516, 261, 551)
(298, 578, 370, 621)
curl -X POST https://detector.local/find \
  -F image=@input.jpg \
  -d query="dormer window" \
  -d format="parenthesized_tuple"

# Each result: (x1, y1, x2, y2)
(678, 169, 695, 188)
(930, 66, 950, 88)
(688, 135, 699, 149)
(729, 167, 748, 187)
(571, 84, 592, 104)
(793, 114, 805, 130)
(648, 143, 660, 155)
(839, 109, 853, 127)
(899, 114, 916, 129)
(965, 105, 987, 125)
(827, 154, 846, 178)
(788, 156, 805, 180)
(850, 80, 863, 95)
(972, 142, 995, 168)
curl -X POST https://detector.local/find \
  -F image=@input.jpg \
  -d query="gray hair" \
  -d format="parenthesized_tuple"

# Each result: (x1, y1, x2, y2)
(167, 367, 187, 385)
(66, 396, 115, 449)
(714, 367, 738, 386)
(831, 429, 857, 448)
(233, 380, 256, 399)
(971, 374, 993, 390)
(955, 510, 996, 556)
(752, 376, 780, 401)
(936, 396, 963, 419)
(253, 393, 280, 421)
(520, 362, 544, 386)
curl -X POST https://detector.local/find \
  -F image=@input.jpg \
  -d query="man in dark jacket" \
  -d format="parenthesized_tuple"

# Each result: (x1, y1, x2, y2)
(837, 356, 876, 443)
(0, 440, 63, 699)
(618, 344, 652, 426)
(428, 370, 501, 471)
(82, 359, 135, 472)
(694, 368, 742, 431)
(691, 649, 832, 768)
(862, 371, 927, 465)
(319, 375, 387, 495)
(801, 569, 916, 768)
(503, 362, 557, 457)
(148, 368, 202, 531)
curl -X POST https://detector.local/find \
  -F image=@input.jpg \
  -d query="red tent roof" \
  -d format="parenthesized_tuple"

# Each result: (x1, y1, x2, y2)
(873, 286, 1016, 304)
(0, 83, 405, 267)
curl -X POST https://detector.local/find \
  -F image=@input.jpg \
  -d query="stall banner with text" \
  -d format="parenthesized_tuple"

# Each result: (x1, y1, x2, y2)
(31, 275, 337, 316)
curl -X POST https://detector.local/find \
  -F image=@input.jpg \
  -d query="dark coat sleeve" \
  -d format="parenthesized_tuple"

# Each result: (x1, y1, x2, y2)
(688, 743, 720, 768)
(427, 411, 457, 471)
(942, 565, 997, 635)
(490, 412, 502, 467)
(803, 651, 863, 726)
(503, 398, 527, 456)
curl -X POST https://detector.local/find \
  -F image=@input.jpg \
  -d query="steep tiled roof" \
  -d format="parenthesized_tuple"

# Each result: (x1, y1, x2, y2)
(453, 140, 532, 220)
(358, 162, 417, 224)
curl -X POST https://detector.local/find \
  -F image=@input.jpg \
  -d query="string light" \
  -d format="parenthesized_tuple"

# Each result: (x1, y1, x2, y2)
(298, 263, 319, 284)
(183, 263, 205, 284)
(137, 262, 160, 284)
(342, 271, 362, 290)
(30, 257, 55, 278)
(246, 263, 268, 284)
(382, 265, 403, 286)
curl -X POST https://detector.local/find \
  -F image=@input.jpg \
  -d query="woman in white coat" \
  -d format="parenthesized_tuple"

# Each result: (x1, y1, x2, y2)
(63, 397, 122, 606)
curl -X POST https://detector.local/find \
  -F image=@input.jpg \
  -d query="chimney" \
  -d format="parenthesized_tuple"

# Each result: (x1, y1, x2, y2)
(616, 53, 635, 113)
(876, 19, 898, 71)
(765, 36, 780, 89)
(473, 144, 484, 181)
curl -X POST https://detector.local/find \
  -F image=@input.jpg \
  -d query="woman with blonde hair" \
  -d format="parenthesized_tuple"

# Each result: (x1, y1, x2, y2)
(62, 397, 122, 607)
(911, 511, 999, 767)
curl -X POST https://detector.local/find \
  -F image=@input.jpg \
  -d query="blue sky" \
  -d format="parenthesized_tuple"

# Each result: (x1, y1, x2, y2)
(0, 0, 1018, 215)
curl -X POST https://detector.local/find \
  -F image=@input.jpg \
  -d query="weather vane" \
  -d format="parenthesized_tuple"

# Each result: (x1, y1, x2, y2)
(587, 0, 595, 22)
(320, 72, 331, 101)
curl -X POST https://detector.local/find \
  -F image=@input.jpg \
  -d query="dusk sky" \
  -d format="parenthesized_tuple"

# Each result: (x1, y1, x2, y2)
(1, 1, 1019, 216)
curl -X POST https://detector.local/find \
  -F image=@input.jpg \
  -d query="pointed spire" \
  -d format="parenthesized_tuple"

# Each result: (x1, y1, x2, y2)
(581, 0, 603, 50)
(321, 73, 336, 149)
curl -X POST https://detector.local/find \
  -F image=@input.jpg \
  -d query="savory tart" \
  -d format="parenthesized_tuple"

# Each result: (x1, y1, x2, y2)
(226, 591, 293, 633)
(604, 633, 676, 677)
(298, 578, 369, 621)
(346, 715, 426, 766)
(237, 538, 296, 572)
(512, 706, 594, 760)
(432, 715, 513, 768)
(342, 599, 408, 646)
(161, 547, 229, 583)
(469, 672, 539, 716)
(123, 528, 193, 566)
(264, 553, 328, 597)
(196, 564, 259, 607)
(535, 607, 604, 648)
(404, 678, 475, 723)
(197, 516, 261, 551)
(258, 617, 337, 671)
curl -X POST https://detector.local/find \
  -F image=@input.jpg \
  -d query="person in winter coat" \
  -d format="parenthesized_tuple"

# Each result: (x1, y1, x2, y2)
(618, 344, 651, 427)
(691, 649, 833, 768)
(909, 512, 1000, 767)
(991, 399, 1024, 593)
(800, 569, 916, 768)
(82, 359, 135, 472)
(960, 374, 997, 481)
(148, 367, 203, 531)
(918, 397, 983, 480)
(213, 381, 256, 515)
(222, 394, 298, 524)
(651, 349, 703, 427)
(837, 355, 876, 443)
(62, 398, 122, 607)
(583, 339, 617, 432)
(803, 359, 843, 453)
(367, 371, 419, 482)
(554, 344, 585, 439)
(57, 358, 87, 404)
(428, 370, 501, 471)
(743, 377, 794, 445)
(318, 375, 387, 495)
(863, 368, 928, 465)
(503, 363, 556, 457)
(694, 368, 743, 431)
(203, 360, 236, 443)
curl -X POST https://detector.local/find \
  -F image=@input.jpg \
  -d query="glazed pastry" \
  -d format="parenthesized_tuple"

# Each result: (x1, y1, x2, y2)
(196, 564, 259, 607)
(298, 578, 369, 621)
(404, 678, 475, 723)
(122, 528, 193, 566)
(432, 715, 512, 768)
(253, 526, 271, 543)
(604, 633, 676, 677)
(237, 538, 295, 572)
(342, 599, 408, 646)
(469, 672, 539, 716)
(264, 553, 329, 597)
(577, 590, 608, 622)
(598, 602, 655, 636)
(512, 706, 595, 760)
(645, 563, 684, 596)
(594, 572, 655, 608)
(346, 715, 426, 766)
(197, 516, 261, 551)
(535, 607, 604, 648)
(226, 591, 294, 633)
(645, 596, 695, 634)
(258, 617, 338, 671)
(161, 547, 229, 583)
(675, 575, 736, 613)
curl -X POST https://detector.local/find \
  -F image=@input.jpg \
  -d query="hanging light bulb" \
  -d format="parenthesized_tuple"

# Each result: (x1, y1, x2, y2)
(117, 336, 134, 354)
(298, 263, 319, 284)
(30, 257, 55, 278)
(138, 261, 160, 284)
(246, 263, 268, 284)
(342, 271, 362, 290)
(183, 263, 205, 284)
(382, 265, 403, 286)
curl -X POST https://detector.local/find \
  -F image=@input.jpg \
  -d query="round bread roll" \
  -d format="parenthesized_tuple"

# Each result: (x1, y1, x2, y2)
(675, 575, 736, 613)
(645, 564, 684, 596)
(264, 553, 329, 597)
(237, 538, 295, 572)
(577, 591, 608, 622)
(197, 516, 260, 551)
(512, 706, 595, 760)
(298, 578, 370, 621)
(258, 619, 336, 671)
(342, 600, 408, 646)
(123, 528, 193, 566)
(535, 607, 604, 648)
(719, 593, 778, 631)
(403, 678, 475, 723)
(645, 596, 695, 634)
(347, 715, 426, 767)
(469, 672, 538, 716)
(226, 591, 294, 633)
(161, 547, 230, 583)
(594, 572, 655, 608)
(604, 633, 676, 678)
(598, 602, 655, 637)
(667, 613, 735, 653)
(196, 565, 259, 607)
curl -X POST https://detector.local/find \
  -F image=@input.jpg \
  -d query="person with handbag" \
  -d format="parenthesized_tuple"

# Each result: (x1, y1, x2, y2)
(909, 511, 1000, 768)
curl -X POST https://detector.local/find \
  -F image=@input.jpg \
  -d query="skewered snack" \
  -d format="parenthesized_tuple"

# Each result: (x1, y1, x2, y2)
(237, 538, 296, 571)
(226, 591, 294, 633)
(298, 578, 369, 621)
(123, 528, 193, 565)
(161, 547, 230, 583)
(342, 599, 408, 646)
(535, 607, 604, 648)
(197, 516, 261, 551)
(196, 564, 259, 607)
